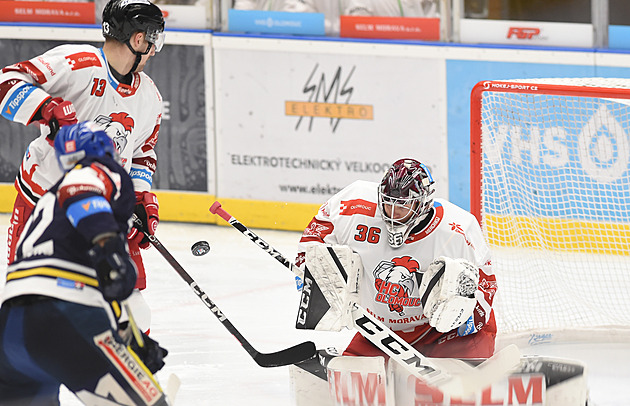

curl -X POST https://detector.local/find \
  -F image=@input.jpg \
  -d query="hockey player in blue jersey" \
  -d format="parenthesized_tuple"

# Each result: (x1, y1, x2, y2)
(0, 121, 169, 405)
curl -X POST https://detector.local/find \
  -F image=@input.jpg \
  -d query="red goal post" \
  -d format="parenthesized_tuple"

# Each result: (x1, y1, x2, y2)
(470, 78, 630, 344)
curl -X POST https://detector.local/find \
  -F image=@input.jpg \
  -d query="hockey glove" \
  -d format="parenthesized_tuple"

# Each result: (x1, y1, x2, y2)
(40, 97, 78, 140)
(129, 191, 159, 249)
(128, 332, 168, 374)
(88, 233, 137, 302)
(419, 257, 479, 333)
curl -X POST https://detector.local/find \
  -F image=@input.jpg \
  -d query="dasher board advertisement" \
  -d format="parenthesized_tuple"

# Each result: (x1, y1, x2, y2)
(212, 36, 448, 205)
(459, 19, 593, 48)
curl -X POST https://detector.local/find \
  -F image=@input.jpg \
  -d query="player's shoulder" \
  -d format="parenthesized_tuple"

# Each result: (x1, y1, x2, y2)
(344, 180, 377, 195)
(331, 180, 377, 204)
(435, 198, 477, 224)
(46, 43, 101, 57)
(137, 72, 162, 100)
(323, 180, 378, 217)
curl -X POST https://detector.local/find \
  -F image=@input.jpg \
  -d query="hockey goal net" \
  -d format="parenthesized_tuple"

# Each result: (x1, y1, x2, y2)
(471, 78, 630, 344)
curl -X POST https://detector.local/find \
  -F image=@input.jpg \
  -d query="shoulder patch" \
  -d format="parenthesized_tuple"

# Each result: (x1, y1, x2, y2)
(339, 199, 377, 217)
(65, 52, 102, 71)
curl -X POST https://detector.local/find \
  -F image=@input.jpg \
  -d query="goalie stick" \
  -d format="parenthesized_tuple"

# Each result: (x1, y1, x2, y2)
(209, 201, 521, 397)
(132, 214, 317, 368)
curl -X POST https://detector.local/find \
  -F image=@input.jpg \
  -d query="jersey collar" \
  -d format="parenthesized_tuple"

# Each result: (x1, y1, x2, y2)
(405, 203, 443, 243)
(99, 48, 141, 98)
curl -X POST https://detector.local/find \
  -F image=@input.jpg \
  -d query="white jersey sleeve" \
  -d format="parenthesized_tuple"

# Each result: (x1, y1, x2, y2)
(2, 44, 162, 204)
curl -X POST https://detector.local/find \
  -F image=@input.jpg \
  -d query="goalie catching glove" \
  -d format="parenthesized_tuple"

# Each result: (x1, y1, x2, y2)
(419, 257, 479, 333)
(295, 245, 362, 332)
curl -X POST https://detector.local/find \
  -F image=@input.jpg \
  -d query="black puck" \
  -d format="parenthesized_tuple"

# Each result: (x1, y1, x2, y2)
(191, 240, 210, 256)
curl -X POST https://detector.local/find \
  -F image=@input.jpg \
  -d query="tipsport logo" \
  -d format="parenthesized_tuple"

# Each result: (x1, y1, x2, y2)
(285, 64, 373, 132)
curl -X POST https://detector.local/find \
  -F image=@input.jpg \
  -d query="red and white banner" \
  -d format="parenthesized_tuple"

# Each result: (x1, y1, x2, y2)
(340, 16, 440, 41)
(0, 1, 95, 24)
(459, 18, 593, 48)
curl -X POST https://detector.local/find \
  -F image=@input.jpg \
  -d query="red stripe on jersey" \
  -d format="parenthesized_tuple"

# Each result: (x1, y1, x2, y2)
(89, 163, 116, 200)
(19, 164, 48, 199)
(65, 52, 102, 71)
(57, 183, 105, 207)
(405, 204, 444, 243)
(3, 62, 48, 84)
(141, 123, 160, 153)
(132, 156, 156, 173)
(478, 269, 497, 305)
(0, 79, 21, 104)
(339, 199, 377, 217)
(299, 218, 334, 243)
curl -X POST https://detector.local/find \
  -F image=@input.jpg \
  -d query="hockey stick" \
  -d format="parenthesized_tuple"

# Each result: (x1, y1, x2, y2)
(207, 202, 304, 289)
(209, 201, 521, 396)
(132, 214, 317, 367)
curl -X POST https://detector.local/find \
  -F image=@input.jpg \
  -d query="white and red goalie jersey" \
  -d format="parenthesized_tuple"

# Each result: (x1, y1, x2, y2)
(0, 44, 162, 206)
(297, 180, 497, 335)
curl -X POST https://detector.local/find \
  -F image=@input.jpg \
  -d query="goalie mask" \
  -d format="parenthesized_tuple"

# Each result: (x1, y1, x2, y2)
(378, 158, 435, 248)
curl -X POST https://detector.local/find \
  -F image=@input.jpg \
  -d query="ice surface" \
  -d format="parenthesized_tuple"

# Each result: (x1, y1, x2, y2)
(0, 215, 627, 405)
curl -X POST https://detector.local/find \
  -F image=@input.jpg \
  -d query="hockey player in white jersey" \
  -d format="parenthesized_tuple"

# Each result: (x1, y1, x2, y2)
(0, 0, 165, 330)
(296, 158, 497, 360)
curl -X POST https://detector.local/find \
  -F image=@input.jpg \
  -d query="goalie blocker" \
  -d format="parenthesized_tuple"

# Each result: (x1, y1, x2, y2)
(296, 245, 361, 332)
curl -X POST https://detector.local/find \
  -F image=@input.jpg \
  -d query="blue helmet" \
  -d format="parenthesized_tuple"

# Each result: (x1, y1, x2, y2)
(54, 121, 117, 170)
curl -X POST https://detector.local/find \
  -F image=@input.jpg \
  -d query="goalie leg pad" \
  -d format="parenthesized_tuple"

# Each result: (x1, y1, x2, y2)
(327, 356, 393, 406)
(295, 245, 362, 331)
(387, 354, 588, 406)
(290, 365, 335, 406)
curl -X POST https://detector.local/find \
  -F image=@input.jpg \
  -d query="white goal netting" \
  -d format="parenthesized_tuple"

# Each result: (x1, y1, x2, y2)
(471, 78, 630, 345)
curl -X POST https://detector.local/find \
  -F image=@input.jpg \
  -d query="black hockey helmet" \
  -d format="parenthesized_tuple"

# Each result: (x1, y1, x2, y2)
(102, 0, 165, 52)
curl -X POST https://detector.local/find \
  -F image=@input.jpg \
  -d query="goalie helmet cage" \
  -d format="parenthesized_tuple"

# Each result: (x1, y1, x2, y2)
(470, 78, 630, 346)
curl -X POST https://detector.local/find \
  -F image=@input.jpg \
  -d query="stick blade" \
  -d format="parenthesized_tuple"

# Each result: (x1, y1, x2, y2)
(253, 341, 317, 367)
